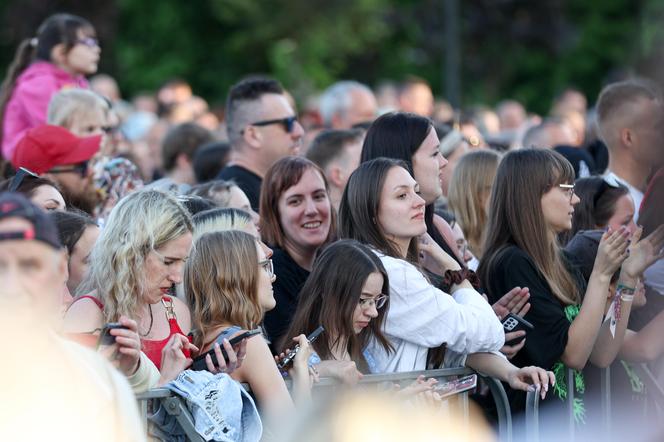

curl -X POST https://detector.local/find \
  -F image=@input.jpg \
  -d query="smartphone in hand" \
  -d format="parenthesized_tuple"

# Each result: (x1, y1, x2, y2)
(277, 326, 325, 371)
(190, 328, 262, 371)
(96, 323, 128, 349)
(501, 313, 534, 346)
(434, 374, 478, 398)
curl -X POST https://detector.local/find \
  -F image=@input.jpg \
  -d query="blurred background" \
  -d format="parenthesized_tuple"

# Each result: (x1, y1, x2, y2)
(1, 0, 663, 113)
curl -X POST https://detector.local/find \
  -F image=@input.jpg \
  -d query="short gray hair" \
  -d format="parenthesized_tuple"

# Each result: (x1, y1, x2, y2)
(319, 81, 372, 127)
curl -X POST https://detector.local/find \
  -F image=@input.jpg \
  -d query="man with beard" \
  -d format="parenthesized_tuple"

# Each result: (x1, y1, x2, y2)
(12, 124, 100, 213)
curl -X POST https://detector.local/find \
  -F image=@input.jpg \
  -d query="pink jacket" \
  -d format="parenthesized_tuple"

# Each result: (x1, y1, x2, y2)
(2, 61, 88, 161)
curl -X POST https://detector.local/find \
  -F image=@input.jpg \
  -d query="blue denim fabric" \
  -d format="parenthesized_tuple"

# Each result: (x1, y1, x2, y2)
(163, 370, 262, 442)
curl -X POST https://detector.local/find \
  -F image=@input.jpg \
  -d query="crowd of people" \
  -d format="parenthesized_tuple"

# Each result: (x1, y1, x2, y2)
(1, 12, 664, 441)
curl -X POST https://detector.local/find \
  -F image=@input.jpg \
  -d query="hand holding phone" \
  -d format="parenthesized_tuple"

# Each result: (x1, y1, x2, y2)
(97, 322, 129, 348)
(191, 328, 261, 371)
(277, 326, 324, 371)
(501, 313, 534, 346)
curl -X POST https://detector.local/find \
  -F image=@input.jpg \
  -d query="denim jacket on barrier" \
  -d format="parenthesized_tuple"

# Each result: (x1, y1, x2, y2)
(150, 369, 262, 442)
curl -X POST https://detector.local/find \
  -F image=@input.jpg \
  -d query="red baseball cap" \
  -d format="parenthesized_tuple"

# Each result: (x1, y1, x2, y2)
(12, 125, 102, 174)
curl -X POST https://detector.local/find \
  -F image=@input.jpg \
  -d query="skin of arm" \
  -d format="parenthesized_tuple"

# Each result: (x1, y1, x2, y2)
(231, 335, 295, 421)
(619, 308, 664, 362)
(62, 297, 104, 333)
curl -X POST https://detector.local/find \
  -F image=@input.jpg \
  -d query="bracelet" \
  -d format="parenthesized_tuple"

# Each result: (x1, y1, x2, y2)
(620, 293, 635, 302)
(616, 283, 636, 294)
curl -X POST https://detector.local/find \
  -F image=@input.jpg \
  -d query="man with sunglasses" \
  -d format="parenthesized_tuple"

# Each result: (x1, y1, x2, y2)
(12, 124, 101, 214)
(218, 76, 305, 212)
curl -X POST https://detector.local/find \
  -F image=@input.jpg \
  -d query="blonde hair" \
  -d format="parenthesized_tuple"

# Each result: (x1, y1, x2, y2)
(185, 231, 262, 349)
(448, 150, 502, 259)
(47, 89, 109, 128)
(79, 189, 192, 321)
(192, 207, 253, 241)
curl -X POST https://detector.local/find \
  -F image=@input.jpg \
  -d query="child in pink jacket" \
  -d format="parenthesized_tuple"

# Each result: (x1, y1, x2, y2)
(0, 13, 100, 161)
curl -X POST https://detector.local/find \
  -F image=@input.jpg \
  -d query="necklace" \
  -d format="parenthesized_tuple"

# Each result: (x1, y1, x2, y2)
(140, 303, 154, 337)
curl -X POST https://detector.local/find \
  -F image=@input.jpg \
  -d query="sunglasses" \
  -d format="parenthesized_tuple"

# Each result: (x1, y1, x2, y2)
(48, 162, 89, 178)
(250, 116, 298, 133)
(8, 167, 39, 192)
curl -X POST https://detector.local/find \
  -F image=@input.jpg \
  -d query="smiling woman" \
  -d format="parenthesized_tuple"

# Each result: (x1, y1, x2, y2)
(260, 156, 337, 349)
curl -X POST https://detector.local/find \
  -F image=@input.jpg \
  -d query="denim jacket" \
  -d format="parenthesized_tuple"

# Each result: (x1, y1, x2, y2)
(150, 369, 262, 442)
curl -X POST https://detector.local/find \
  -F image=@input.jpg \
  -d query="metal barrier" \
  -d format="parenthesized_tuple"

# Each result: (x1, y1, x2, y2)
(523, 364, 664, 441)
(136, 367, 517, 441)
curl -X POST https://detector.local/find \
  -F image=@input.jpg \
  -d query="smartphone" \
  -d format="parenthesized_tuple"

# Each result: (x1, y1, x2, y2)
(190, 328, 262, 371)
(501, 313, 534, 346)
(277, 326, 325, 371)
(434, 374, 478, 399)
(96, 323, 128, 348)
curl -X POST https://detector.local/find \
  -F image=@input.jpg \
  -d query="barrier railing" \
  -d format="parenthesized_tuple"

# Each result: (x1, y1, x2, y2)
(136, 367, 516, 441)
(523, 364, 664, 441)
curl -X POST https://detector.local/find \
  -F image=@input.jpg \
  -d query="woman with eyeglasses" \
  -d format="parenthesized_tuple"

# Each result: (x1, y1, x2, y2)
(63, 189, 200, 391)
(281, 240, 390, 384)
(186, 230, 314, 425)
(1, 13, 100, 161)
(478, 149, 663, 416)
(339, 158, 555, 397)
(260, 156, 336, 350)
(0, 169, 65, 211)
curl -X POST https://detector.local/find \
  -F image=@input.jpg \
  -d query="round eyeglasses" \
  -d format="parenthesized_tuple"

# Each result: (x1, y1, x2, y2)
(358, 294, 388, 310)
(558, 183, 576, 203)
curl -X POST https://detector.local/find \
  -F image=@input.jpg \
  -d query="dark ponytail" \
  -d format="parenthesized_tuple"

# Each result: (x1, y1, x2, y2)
(0, 13, 94, 150)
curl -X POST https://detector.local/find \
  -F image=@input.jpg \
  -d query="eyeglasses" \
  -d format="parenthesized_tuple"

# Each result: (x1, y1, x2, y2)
(259, 258, 274, 278)
(358, 294, 388, 310)
(558, 183, 575, 202)
(8, 167, 39, 192)
(250, 116, 299, 133)
(76, 37, 99, 48)
(48, 162, 88, 178)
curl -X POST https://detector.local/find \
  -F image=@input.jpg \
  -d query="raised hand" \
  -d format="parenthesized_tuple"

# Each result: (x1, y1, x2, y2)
(492, 287, 530, 320)
(622, 225, 664, 279)
(593, 227, 631, 277)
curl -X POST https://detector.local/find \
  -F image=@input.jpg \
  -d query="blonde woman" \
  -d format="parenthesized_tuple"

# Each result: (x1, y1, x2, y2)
(448, 150, 502, 265)
(186, 230, 312, 425)
(64, 189, 196, 387)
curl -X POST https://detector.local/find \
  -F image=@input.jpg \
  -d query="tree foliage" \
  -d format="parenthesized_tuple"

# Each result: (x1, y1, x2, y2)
(1, 0, 662, 112)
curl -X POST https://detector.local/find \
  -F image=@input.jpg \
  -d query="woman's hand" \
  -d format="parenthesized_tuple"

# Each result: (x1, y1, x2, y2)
(622, 225, 664, 279)
(315, 360, 363, 385)
(158, 333, 199, 386)
(201, 336, 248, 374)
(593, 227, 631, 278)
(105, 316, 142, 376)
(500, 332, 527, 359)
(506, 366, 555, 400)
(492, 287, 530, 320)
(393, 375, 438, 398)
(418, 233, 461, 274)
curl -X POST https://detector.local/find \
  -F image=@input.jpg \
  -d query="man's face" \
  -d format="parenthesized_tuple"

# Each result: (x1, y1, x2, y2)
(45, 162, 97, 213)
(0, 218, 65, 317)
(631, 98, 664, 167)
(254, 93, 304, 162)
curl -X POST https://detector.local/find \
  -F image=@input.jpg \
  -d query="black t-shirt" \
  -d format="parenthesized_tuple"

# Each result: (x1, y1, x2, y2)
(217, 165, 262, 212)
(262, 247, 310, 352)
(485, 245, 579, 412)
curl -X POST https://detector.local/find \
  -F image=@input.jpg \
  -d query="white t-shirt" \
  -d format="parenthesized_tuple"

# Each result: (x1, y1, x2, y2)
(366, 252, 504, 373)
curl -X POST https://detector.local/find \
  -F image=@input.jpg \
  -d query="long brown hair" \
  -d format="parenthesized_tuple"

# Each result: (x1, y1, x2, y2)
(185, 230, 263, 349)
(281, 240, 393, 372)
(338, 158, 419, 263)
(479, 149, 580, 305)
(448, 150, 502, 258)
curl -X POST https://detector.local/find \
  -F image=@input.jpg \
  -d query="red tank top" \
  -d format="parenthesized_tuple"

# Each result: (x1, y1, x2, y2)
(72, 295, 190, 370)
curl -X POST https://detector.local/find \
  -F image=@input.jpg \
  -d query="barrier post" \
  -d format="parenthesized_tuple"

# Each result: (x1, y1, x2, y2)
(600, 366, 611, 437)
(525, 386, 540, 442)
(567, 368, 576, 441)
